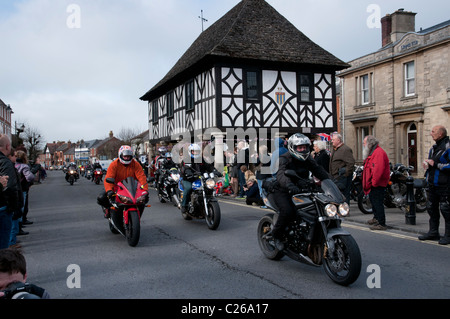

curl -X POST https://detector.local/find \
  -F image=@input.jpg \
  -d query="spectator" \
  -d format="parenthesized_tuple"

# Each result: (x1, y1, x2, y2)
(254, 145, 272, 199)
(362, 135, 390, 231)
(235, 142, 250, 198)
(270, 137, 288, 176)
(419, 125, 450, 245)
(15, 151, 35, 237)
(243, 176, 263, 206)
(7, 149, 25, 249)
(0, 248, 50, 298)
(313, 140, 330, 173)
(0, 135, 20, 250)
(329, 133, 355, 204)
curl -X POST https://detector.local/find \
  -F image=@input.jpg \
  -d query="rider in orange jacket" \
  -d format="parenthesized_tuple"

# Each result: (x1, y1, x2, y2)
(104, 145, 148, 194)
(98, 145, 148, 216)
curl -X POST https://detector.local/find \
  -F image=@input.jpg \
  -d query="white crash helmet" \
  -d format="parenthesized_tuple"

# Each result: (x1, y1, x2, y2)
(188, 144, 201, 159)
(158, 146, 167, 155)
(118, 145, 133, 165)
(287, 133, 311, 161)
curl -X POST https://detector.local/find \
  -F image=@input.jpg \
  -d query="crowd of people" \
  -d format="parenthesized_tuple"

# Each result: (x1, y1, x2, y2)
(0, 134, 45, 251)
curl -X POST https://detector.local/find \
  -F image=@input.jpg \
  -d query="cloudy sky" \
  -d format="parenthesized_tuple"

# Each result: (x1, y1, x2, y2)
(1, 0, 449, 144)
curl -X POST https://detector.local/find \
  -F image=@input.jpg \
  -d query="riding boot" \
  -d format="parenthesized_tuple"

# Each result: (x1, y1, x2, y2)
(438, 205, 450, 245)
(418, 218, 440, 240)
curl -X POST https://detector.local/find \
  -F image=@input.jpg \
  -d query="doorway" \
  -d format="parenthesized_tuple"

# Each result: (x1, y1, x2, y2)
(407, 123, 417, 173)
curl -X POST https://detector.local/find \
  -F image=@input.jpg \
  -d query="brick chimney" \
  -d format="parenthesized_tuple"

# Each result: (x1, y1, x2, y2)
(381, 14, 392, 47)
(381, 9, 416, 47)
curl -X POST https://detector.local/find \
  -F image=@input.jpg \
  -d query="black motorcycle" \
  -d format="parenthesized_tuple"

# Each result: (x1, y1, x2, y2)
(358, 163, 428, 214)
(178, 172, 221, 230)
(155, 167, 182, 208)
(65, 167, 78, 185)
(349, 165, 364, 202)
(257, 172, 362, 286)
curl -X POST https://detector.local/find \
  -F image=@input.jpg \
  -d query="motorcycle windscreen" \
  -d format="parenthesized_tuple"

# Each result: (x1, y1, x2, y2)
(120, 177, 139, 198)
(320, 179, 346, 203)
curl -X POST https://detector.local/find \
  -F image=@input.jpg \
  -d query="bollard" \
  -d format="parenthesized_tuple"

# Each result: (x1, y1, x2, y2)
(405, 176, 416, 225)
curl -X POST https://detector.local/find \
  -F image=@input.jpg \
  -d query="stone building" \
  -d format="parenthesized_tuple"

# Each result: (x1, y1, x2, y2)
(339, 9, 450, 176)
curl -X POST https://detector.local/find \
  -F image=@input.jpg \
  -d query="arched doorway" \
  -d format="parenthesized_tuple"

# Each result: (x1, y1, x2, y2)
(407, 123, 417, 173)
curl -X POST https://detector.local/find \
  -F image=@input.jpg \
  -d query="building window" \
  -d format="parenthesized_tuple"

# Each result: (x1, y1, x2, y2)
(404, 61, 415, 96)
(245, 71, 259, 100)
(166, 91, 174, 118)
(361, 74, 369, 105)
(152, 100, 158, 124)
(299, 73, 313, 102)
(355, 124, 375, 161)
(185, 80, 194, 111)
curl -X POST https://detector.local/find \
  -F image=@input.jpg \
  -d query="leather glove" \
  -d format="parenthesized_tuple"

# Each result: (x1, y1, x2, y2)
(106, 190, 114, 200)
(287, 183, 300, 195)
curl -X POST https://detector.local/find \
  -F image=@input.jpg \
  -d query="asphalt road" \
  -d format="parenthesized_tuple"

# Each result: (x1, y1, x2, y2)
(18, 171, 450, 303)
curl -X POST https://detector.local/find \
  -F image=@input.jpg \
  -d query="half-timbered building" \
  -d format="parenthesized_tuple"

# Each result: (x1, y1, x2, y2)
(140, 0, 348, 161)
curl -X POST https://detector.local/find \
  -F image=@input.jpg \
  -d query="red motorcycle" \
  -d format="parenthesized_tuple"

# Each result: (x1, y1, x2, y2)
(93, 168, 103, 184)
(103, 177, 150, 247)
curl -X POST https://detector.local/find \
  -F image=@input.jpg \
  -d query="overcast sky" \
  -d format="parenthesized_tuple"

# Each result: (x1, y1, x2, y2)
(1, 0, 449, 144)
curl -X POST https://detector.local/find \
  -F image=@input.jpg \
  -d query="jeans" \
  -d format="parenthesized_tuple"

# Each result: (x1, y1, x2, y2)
(10, 191, 27, 246)
(0, 206, 12, 249)
(181, 180, 193, 208)
(369, 186, 386, 226)
(238, 170, 246, 197)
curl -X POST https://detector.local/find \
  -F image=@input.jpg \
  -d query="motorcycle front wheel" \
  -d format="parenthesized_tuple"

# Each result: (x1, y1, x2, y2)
(323, 235, 361, 286)
(126, 210, 141, 247)
(205, 201, 221, 230)
(257, 213, 284, 260)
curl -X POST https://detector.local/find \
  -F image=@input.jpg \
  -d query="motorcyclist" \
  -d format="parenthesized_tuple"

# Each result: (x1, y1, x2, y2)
(157, 152, 178, 190)
(272, 133, 330, 249)
(180, 144, 220, 214)
(97, 145, 148, 217)
(65, 162, 79, 181)
(92, 160, 103, 182)
(154, 146, 168, 190)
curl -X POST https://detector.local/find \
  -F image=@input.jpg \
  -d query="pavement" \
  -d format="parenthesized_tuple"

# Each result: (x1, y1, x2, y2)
(218, 195, 444, 238)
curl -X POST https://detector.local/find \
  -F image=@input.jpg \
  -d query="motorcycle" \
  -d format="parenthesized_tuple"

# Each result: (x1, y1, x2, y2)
(93, 168, 103, 185)
(257, 171, 362, 286)
(155, 167, 182, 208)
(358, 163, 428, 214)
(65, 168, 78, 185)
(178, 172, 221, 230)
(86, 168, 92, 180)
(102, 177, 150, 247)
(349, 165, 364, 203)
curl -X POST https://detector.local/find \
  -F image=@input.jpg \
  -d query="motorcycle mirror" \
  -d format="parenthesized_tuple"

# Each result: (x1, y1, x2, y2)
(106, 178, 115, 184)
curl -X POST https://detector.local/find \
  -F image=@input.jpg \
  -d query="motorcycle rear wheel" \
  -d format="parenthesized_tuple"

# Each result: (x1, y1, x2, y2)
(257, 213, 284, 260)
(415, 188, 427, 212)
(323, 235, 361, 286)
(205, 201, 221, 230)
(357, 194, 372, 214)
(126, 210, 140, 247)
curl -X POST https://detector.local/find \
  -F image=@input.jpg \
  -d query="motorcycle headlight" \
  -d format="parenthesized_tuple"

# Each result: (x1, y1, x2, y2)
(203, 172, 209, 179)
(338, 202, 350, 216)
(205, 178, 216, 189)
(325, 204, 337, 217)
(118, 195, 133, 204)
(137, 194, 148, 204)
(170, 173, 180, 182)
(70, 170, 75, 174)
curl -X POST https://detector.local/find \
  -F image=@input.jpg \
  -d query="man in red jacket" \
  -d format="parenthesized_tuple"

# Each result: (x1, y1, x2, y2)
(362, 135, 391, 230)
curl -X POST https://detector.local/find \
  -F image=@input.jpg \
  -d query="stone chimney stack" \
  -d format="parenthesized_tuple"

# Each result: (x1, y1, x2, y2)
(381, 9, 416, 47)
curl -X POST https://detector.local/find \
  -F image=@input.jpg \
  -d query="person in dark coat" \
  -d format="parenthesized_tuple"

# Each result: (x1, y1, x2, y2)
(313, 140, 330, 173)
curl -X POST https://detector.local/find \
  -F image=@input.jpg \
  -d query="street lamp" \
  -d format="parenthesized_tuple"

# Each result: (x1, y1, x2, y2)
(13, 121, 25, 148)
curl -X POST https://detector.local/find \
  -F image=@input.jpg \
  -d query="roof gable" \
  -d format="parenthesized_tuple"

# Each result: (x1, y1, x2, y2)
(141, 0, 348, 101)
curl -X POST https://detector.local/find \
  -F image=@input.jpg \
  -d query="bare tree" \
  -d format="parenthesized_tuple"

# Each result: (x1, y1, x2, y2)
(22, 126, 44, 162)
(117, 127, 139, 145)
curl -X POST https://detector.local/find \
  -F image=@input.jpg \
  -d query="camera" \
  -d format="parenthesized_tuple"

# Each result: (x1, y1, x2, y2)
(0, 282, 41, 299)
